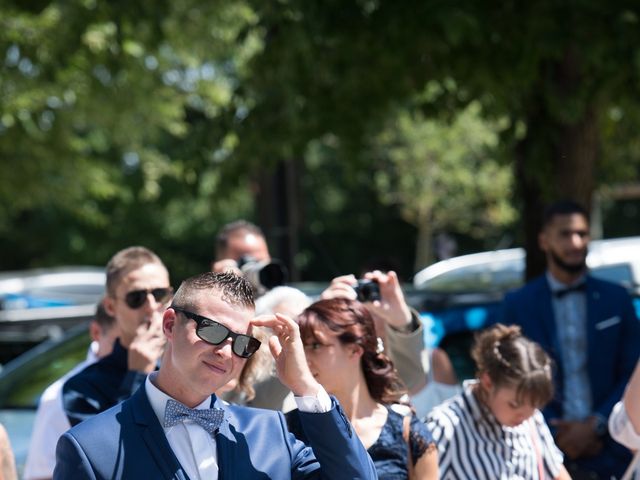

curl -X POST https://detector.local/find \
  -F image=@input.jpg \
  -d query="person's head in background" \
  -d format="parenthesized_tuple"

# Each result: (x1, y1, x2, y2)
(88, 299, 120, 359)
(103, 246, 172, 348)
(297, 298, 406, 404)
(213, 220, 270, 267)
(539, 200, 590, 284)
(471, 323, 554, 427)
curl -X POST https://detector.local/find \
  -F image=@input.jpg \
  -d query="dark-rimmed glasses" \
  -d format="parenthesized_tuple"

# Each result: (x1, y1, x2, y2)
(171, 306, 261, 358)
(123, 287, 173, 309)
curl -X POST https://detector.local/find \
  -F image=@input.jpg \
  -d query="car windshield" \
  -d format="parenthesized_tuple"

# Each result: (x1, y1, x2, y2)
(418, 257, 524, 294)
(0, 328, 90, 409)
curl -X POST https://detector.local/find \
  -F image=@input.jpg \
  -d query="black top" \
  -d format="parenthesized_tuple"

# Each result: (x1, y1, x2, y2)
(286, 404, 432, 480)
(62, 339, 148, 426)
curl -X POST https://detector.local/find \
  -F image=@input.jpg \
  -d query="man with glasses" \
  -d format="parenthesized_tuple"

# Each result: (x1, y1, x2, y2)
(62, 246, 173, 426)
(54, 272, 376, 479)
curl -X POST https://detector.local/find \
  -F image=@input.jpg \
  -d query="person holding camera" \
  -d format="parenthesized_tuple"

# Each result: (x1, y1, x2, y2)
(320, 270, 428, 394)
(286, 297, 439, 479)
(211, 220, 287, 295)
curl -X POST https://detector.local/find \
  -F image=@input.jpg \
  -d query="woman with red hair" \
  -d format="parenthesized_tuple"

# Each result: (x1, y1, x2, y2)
(286, 298, 438, 479)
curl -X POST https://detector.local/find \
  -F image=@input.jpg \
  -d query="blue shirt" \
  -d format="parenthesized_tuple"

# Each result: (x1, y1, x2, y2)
(547, 272, 591, 420)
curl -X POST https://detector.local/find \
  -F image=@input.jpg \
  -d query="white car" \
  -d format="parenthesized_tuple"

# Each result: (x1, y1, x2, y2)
(0, 267, 105, 365)
(414, 236, 640, 294)
(412, 236, 640, 379)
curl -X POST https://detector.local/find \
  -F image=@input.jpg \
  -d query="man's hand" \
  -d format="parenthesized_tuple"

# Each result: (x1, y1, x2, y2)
(250, 313, 320, 397)
(551, 418, 603, 459)
(211, 258, 242, 275)
(127, 316, 166, 373)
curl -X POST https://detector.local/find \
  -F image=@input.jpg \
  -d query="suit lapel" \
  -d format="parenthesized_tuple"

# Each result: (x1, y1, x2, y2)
(584, 277, 600, 383)
(131, 387, 190, 480)
(536, 277, 560, 356)
(213, 396, 236, 480)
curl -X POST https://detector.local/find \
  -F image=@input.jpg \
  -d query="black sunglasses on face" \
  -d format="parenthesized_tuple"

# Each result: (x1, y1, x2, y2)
(124, 287, 173, 309)
(171, 306, 261, 359)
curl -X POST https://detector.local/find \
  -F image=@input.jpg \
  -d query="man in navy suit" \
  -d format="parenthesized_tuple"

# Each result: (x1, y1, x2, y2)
(54, 271, 377, 479)
(502, 200, 640, 479)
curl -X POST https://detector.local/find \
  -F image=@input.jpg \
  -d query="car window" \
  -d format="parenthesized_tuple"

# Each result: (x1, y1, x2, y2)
(0, 330, 90, 409)
(419, 258, 523, 294)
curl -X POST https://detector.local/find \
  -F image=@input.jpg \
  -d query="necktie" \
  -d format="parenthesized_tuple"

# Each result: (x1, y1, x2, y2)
(163, 399, 225, 436)
(554, 282, 586, 299)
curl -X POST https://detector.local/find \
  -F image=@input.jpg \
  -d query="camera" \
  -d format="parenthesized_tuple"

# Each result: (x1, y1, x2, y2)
(353, 279, 381, 303)
(237, 256, 288, 294)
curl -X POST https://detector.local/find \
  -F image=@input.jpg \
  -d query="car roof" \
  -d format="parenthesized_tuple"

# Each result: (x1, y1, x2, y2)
(413, 236, 640, 294)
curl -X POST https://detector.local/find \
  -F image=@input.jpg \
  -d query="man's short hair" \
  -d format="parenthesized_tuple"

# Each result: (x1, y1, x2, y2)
(105, 246, 167, 296)
(215, 220, 265, 259)
(94, 299, 116, 332)
(172, 272, 255, 313)
(542, 200, 590, 228)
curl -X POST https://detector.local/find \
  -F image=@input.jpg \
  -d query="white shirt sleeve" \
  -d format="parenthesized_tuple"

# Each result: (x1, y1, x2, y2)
(609, 401, 640, 450)
(294, 386, 332, 413)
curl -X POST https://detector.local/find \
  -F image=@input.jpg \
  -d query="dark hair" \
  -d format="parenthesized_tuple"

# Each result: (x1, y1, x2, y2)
(297, 298, 407, 403)
(215, 220, 265, 259)
(542, 200, 589, 228)
(94, 299, 116, 332)
(173, 271, 255, 311)
(472, 323, 554, 408)
(105, 246, 167, 296)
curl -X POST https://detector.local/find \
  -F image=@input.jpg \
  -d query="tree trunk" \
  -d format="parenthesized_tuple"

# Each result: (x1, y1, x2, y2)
(254, 158, 302, 282)
(414, 213, 433, 273)
(516, 47, 600, 281)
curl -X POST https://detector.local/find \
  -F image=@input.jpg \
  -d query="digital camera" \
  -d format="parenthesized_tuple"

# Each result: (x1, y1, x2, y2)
(353, 279, 381, 303)
(237, 256, 288, 293)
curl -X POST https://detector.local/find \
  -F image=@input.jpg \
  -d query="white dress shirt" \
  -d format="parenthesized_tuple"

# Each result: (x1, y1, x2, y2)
(145, 373, 331, 480)
(23, 342, 100, 480)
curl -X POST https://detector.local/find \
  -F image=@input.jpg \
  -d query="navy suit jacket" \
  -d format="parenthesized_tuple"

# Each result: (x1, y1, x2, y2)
(53, 386, 377, 480)
(502, 274, 640, 475)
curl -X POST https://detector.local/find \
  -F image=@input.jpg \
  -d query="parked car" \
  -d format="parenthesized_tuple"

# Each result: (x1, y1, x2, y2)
(0, 322, 91, 476)
(413, 236, 640, 379)
(0, 267, 105, 364)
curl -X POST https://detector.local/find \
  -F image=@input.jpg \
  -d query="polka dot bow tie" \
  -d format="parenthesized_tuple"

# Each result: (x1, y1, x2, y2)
(163, 399, 225, 436)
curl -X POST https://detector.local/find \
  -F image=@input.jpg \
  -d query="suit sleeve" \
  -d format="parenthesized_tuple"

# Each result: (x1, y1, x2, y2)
(385, 309, 425, 391)
(53, 432, 97, 480)
(289, 398, 377, 479)
(594, 291, 640, 419)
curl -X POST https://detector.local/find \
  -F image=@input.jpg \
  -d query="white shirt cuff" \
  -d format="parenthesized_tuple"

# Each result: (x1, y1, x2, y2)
(294, 386, 332, 413)
(609, 401, 640, 449)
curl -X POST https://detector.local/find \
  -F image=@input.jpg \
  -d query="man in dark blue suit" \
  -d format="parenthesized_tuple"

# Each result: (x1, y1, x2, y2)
(502, 200, 640, 479)
(54, 272, 377, 479)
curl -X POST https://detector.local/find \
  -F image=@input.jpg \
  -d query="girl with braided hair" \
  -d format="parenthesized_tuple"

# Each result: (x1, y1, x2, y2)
(286, 297, 438, 479)
(426, 323, 572, 479)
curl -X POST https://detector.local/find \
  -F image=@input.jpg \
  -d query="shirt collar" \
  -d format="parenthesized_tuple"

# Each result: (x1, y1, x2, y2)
(145, 372, 212, 430)
(546, 271, 587, 293)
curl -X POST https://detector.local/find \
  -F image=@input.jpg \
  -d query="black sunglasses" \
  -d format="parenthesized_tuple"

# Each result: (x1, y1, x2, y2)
(171, 306, 261, 359)
(124, 287, 173, 309)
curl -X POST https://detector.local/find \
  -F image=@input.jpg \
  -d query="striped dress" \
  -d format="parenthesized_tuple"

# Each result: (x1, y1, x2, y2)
(426, 381, 564, 479)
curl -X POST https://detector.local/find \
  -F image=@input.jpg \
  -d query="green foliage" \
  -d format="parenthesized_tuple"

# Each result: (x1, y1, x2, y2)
(370, 102, 515, 268)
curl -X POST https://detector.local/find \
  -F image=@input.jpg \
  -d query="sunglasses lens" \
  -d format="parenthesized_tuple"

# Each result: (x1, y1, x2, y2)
(125, 290, 147, 309)
(233, 335, 261, 358)
(151, 288, 172, 303)
(198, 322, 232, 345)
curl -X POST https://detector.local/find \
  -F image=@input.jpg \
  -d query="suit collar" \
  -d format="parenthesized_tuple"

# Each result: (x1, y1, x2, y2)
(129, 387, 190, 480)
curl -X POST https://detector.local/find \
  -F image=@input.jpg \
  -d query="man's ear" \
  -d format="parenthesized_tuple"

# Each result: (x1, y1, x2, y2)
(103, 296, 116, 317)
(89, 320, 101, 343)
(538, 230, 548, 252)
(163, 309, 177, 339)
